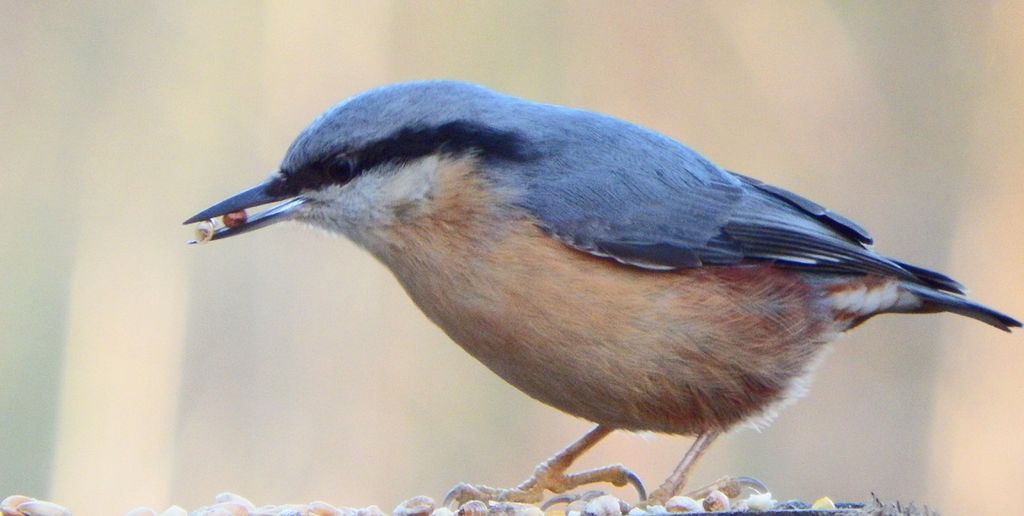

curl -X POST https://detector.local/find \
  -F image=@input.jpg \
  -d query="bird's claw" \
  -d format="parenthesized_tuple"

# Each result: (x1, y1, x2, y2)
(556, 463, 646, 503)
(444, 483, 542, 510)
(620, 468, 647, 502)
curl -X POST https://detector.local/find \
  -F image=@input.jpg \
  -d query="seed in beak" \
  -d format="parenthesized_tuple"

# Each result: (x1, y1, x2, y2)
(194, 220, 216, 243)
(222, 210, 248, 228)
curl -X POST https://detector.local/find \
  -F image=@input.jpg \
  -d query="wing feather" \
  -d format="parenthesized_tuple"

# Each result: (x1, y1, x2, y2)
(505, 105, 955, 291)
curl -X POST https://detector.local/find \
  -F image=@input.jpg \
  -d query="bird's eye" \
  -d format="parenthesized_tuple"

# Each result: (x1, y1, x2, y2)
(329, 155, 356, 183)
(275, 153, 357, 196)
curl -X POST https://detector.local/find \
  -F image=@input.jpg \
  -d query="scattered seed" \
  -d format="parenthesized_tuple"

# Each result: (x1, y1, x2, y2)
(210, 502, 250, 516)
(252, 505, 281, 516)
(15, 500, 72, 516)
(811, 496, 836, 510)
(583, 495, 621, 516)
(215, 493, 255, 512)
(308, 501, 345, 516)
(743, 492, 776, 512)
(458, 500, 488, 516)
(395, 496, 435, 516)
(393, 493, 434, 516)
(665, 496, 701, 513)
(522, 506, 544, 516)
(124, 508, 158, 516)
(565, 500, 587, 515)
(194, 508, 234, 516)
(359, 506, 386, 516)
(2, 495, 34, 516)
(701, 490, 729, 513)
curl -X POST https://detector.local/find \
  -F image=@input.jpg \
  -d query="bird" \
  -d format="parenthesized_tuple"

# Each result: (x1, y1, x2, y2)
(185, 80, 1020, 507)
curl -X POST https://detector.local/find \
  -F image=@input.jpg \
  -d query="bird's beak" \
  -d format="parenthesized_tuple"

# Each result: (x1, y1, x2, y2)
(183, 177, 306, 243)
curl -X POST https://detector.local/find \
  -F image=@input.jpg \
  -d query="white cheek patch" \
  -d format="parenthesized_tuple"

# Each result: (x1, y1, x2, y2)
(378, 155, 443, 203)
(301, 155, 447, 242)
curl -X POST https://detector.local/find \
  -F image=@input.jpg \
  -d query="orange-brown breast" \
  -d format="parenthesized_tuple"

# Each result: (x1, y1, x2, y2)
(369, 157, 840, 435)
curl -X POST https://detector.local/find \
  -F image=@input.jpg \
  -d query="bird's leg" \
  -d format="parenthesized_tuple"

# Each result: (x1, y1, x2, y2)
(645, 430, 721, 505)
(444, 425, 645, 508)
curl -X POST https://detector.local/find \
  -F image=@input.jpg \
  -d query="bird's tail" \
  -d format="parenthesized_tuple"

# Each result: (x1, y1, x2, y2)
(898, 281, 1021, 332)
(825, 261, 1020, 332)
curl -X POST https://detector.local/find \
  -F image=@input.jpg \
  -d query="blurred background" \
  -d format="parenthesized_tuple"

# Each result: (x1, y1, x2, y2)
(2, 1, 1022, 514)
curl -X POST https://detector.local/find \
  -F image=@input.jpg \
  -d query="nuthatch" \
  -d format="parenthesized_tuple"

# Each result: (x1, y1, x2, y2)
(185, 81, 1020, 506)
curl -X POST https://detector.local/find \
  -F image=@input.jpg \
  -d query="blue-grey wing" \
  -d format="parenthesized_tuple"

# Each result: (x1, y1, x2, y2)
(511, 112, 962, 293)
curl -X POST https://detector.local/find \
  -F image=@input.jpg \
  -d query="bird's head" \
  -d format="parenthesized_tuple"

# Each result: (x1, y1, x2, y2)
(184, 81, 537, 248)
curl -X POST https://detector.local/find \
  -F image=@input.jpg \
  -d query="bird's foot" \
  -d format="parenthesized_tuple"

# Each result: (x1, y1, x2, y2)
(444, 463, 646, 509)
(443, 483, 538, 509)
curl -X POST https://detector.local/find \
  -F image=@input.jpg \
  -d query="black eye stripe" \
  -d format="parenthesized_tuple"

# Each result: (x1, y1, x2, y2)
(275, 120, 533, 196)
(353, 120, 532, 173)
(268, 153, 354, 197)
